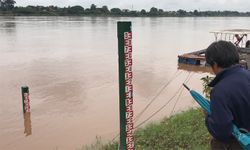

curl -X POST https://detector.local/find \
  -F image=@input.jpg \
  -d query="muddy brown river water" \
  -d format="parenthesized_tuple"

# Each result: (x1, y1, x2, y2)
(0, 16, 250, 150)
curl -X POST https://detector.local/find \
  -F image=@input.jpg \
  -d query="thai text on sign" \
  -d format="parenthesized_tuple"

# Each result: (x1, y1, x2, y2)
(124, 31, 134, 150)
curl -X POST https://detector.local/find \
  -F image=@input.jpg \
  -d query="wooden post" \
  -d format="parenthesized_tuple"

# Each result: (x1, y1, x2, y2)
(117, 21, 135, 150)
(21, 86, 30, 113)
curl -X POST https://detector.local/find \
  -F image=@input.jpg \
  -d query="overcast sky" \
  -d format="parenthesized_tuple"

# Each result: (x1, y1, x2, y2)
(15, 0, 250, 12)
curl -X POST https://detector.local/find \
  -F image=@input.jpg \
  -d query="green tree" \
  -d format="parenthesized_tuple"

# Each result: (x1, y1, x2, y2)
(101, 5, 109, 13)
(140, 9, 146, 15)
(90, 4, 96, 11)
(129, 10, 138, 16)
(177, 9, 187, 16)
(201, 76, 214, 98)
(68, 5, 84, 15)
(194, 9, 200, 16)
(149, 7, 158, 16)
(0, 1, 3, 10)
(1, 0, 16, 10)
(13, 6, 36, 15)
(110, 8, 122, 15)
(158, 9, 164, 16)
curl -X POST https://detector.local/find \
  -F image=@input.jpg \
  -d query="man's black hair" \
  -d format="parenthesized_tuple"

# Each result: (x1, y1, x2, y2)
(205, 40, 239, 68)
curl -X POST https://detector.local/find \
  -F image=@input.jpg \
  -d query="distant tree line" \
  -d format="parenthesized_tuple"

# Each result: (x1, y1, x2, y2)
(1, 1, 250, 17)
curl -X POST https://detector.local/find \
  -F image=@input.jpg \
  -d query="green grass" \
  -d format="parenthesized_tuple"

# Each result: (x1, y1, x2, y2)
(83, 109, 211, 150)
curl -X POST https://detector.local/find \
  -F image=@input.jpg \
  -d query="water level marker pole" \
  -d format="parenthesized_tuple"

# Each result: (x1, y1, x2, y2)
(21, 86, 30, 113)
(117, 21, 135, 150)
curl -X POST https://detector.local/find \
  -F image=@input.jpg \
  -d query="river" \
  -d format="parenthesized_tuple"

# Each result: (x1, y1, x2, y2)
(0, 16, 250, 150)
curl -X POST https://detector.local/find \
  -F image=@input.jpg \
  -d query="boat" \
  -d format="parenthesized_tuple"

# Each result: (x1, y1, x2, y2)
(178, 29, 250, 70)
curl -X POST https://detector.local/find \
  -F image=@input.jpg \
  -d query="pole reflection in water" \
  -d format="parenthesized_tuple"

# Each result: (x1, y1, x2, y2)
(23, 112, 32, 137)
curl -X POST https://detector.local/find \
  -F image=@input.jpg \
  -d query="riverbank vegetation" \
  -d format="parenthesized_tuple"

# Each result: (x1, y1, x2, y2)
(1, 1, 250, 17)
(83, 109, 210, 150)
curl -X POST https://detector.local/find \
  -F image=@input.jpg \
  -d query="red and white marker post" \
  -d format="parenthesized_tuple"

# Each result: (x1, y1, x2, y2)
(118, 22, 135, 150)
(21, 86, 30, 113)
(124, 31, 134, 150)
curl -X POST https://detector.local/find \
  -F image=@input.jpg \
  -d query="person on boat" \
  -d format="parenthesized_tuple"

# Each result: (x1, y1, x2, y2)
(246, 40, 250, 48)
(205, 40, 250, 150)
(234, 34, 247, 46)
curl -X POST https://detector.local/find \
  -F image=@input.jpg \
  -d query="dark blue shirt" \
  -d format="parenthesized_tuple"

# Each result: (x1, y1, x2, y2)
(205, 65, 250, 141)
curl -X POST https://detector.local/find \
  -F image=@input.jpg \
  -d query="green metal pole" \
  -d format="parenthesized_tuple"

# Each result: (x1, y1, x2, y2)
(118, 21, 134, 150)
(21, 86, 30, 113)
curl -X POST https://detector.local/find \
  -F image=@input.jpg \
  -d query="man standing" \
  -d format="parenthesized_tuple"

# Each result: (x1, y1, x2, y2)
(205, 41, 250, 150)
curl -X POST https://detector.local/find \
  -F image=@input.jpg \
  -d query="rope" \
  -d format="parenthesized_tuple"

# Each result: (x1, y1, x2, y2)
(134, 70, 182, 123)
(111, 133, 119, 142)
(169, 87, 184, 116)
(169, 73, 193, 116)
(111, 71, 193, 142)
(111, 70, 183, 142)
(134, 72, 191, 130)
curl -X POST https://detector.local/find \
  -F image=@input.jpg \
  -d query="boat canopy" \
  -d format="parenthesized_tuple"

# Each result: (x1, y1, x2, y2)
(210, 29, 250, 47)
(211, 29, 250, 35)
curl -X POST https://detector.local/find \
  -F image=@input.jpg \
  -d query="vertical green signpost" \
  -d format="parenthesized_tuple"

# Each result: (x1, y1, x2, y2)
(21, 86, 30, 113)
(21, 86, 32, 137)
(118, 22, 135, 150)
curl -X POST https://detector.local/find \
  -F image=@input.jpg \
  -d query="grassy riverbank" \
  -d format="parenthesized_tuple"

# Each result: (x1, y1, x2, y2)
(83, 108, 211, 150)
